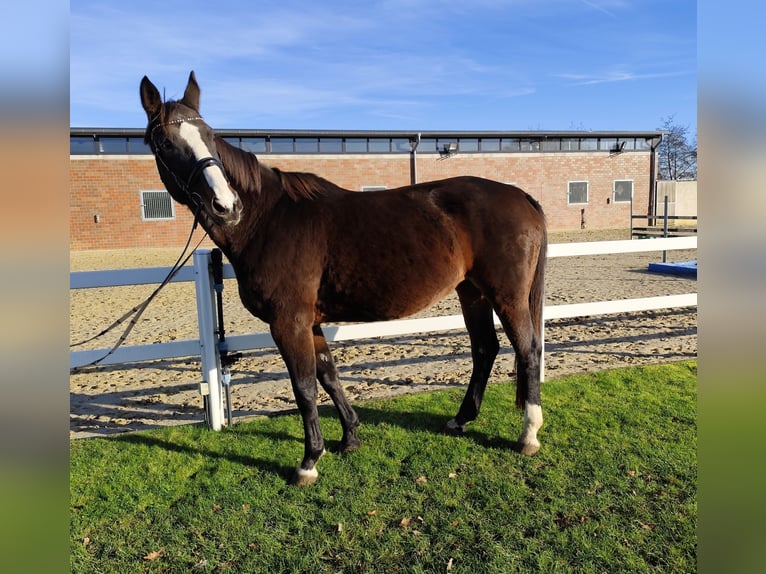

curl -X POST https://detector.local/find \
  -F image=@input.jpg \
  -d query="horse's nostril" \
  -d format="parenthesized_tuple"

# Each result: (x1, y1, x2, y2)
(212, 198, 226, 214)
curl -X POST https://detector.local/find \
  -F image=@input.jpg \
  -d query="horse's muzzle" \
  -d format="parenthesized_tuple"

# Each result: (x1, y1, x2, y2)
(210, 190, 243, 226)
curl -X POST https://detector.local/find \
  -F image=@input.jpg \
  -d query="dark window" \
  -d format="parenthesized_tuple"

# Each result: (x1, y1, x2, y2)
(541, 139, 560, 152)
(580, 138, 598, 151)
(568, 181, 588, 204)
(71, 137, 96, 154)
(295, 138, 319, 153)
(621, 139, 636, 151)
(141, 190, 175, 220)
(520, 139, 540, 152)
(480, 138, 500, 152)
(368, 138, 391, 152)
(600, 138, 618, 151)
(391, 138, 411, 153)
(561, 138, 580, 151)
(614, 180, 633, 202)
(417, 138, 438, 153)
(240, 137, 267, 153)
(459, 138, 479, 152)
(501, 138, 519, 152)
(319, 138, 343, 153)
(99, 137, 129, 154)
(127, 137, 152, 154)
(269, 138, 294, 153)
(345, 138, 367, 152)
(635, 138, 651, 150)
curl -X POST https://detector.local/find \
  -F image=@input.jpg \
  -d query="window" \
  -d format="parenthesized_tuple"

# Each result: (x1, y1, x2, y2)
(99, 137, 129, 154)
(345, 138, 368, 153)
(71, 136, 96, 154)
(392, 138, 412, 152)
(501, 138, 520, 152)
(294, 138, 319, 153)
(613, 180, 633, 202)
(480, 138, 500, 152)
(541, 139, 560, 152)
(459, 138, 479, 152)
(561, 138, 580, 151)
(141, 190, 175, 220)
(567, 181, 588, 204)
(361, 185, 387, 192)
(127, 137, 152, 154)
(519, 139, 540, 152)
(368, 138, 391, 153)
(319, 138, 343, 153)
(270, 138, 294, 153)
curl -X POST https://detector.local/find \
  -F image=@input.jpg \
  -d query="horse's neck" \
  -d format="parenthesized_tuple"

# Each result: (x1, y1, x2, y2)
(204, 160, 281, 260)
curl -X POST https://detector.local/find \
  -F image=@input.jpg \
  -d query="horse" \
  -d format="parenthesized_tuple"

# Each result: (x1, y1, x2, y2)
(140, 71, 547, 486)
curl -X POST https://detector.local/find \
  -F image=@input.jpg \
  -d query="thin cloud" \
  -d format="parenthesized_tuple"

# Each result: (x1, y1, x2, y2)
(555, 69, 692, 86)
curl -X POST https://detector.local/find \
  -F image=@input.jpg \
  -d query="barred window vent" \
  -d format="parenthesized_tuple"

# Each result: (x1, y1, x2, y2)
(141, 190, 175, 220)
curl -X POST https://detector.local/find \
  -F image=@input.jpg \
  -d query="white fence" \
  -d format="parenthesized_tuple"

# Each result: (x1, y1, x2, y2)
(70, 236, 697, 430)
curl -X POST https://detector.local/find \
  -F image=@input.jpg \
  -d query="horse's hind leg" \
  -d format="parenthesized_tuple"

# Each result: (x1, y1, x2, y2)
(494, 303, 543, 455)
(313, 326, 361, 453)
(445, 281, 500, 435)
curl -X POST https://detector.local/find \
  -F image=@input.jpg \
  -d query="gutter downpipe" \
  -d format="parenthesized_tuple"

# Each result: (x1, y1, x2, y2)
(648, 133, 663, 226)
(410, 133, 421, 185)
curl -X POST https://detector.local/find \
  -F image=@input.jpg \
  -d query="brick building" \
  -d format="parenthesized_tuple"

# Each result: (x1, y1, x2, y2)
(70, 129, 662, 250)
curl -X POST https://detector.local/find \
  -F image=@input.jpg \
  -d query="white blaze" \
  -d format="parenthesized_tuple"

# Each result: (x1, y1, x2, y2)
(178, 122, 237, 210)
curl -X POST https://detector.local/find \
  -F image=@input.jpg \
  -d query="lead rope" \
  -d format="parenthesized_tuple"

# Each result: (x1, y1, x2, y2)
(70, 205, 208, 370)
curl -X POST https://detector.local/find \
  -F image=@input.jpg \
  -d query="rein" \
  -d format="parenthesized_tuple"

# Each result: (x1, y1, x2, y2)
(71, 116, 228, 370)
(70, 197, 209, 370)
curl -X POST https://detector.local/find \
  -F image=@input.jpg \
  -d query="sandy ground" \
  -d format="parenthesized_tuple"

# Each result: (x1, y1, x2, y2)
(70, 229, 697, 438)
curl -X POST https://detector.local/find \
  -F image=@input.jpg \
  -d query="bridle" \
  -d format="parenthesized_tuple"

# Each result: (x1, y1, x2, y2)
(71, 115, 221, 369)
(149, 115, 228, 213)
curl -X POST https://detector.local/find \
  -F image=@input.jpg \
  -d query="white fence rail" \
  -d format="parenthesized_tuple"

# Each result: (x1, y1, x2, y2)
(70, 236, 697, 430)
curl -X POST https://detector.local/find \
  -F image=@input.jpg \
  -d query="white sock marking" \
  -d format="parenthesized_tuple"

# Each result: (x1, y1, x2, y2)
(520, 402, 543, 446)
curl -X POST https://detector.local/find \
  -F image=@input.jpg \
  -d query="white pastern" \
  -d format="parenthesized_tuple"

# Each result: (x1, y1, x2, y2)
(178, 122, 237, 209)
(520, 402, 543, 446)
(296, 466, 318, 480)
(446, 418, 465, 432)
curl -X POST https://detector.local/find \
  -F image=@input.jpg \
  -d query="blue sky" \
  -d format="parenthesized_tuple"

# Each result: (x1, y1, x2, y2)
(70, 0, 696, 133)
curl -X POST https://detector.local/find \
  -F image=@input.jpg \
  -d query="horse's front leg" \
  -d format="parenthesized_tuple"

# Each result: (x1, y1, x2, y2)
(271, 315, 325, 486)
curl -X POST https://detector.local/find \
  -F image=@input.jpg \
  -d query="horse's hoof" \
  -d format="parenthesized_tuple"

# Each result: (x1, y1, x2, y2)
(338, 437, 361, 453)
(443, 419, 465, 436)
(517, 441, 541, 456)
(290, 467, 319, 487)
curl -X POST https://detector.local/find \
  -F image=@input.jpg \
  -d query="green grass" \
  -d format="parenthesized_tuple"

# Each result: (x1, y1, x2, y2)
(70, 361, 696, 573)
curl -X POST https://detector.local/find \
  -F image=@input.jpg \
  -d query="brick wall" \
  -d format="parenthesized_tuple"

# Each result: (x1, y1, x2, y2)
(70, 151, 652, 250)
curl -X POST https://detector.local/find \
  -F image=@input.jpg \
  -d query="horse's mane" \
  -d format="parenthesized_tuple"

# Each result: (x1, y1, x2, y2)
(216, 136, 344, 202)
(215, 136, 263, 194)
(272, 169, 346, 201)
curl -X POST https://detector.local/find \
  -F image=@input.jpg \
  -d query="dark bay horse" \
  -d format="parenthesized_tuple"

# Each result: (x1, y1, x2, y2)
(140, 71, 547, 486)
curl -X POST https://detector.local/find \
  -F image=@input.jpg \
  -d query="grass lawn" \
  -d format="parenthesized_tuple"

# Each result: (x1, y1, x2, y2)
(71, 361, 696, 573)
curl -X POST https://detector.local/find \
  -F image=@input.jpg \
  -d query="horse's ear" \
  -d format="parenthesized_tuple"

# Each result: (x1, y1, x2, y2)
(181, 71, 201, 112)
(140, 76, 162, 118)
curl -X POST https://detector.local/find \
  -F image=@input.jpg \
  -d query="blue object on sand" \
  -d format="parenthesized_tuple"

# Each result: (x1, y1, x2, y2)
(647, 260, 697, 277)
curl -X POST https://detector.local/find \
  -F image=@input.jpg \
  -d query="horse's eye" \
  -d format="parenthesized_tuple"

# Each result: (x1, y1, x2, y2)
(160, 138, 173, 151)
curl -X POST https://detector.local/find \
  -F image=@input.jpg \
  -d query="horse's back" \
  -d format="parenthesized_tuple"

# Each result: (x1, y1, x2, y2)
(312, 176, 544, 322)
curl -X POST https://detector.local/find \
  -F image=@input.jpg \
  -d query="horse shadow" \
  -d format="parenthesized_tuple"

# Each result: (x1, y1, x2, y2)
(109, 426, 296, 480)
(107, 399, 519, 484)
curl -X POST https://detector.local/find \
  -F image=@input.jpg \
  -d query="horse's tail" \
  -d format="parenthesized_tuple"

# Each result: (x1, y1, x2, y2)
(516, 197, 547, 409)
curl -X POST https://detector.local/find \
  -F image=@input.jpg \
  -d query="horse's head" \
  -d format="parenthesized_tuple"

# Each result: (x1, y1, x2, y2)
(140, 71, 242, 227)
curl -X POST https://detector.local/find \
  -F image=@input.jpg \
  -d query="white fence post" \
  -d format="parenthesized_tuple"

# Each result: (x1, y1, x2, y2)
(193, 250, 225, 431)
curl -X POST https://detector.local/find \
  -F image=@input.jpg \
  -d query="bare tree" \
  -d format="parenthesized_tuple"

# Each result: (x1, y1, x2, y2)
(657, 115, 697, 180)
